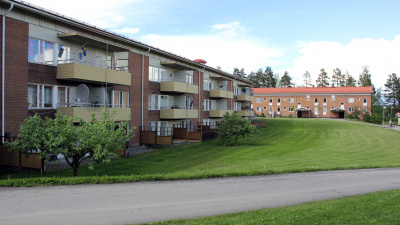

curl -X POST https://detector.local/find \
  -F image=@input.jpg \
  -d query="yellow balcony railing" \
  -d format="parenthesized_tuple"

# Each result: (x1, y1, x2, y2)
(57, 63, 131, 86)
(237, 95, 253, 102)
(210, 90, 233, 99)
(209, 109, 233, 118)
(160, 108, 198, 119)
(160, 81, 198, 94)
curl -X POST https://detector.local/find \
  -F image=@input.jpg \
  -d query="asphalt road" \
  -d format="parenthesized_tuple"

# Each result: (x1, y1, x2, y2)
(1, 168, 400, 225)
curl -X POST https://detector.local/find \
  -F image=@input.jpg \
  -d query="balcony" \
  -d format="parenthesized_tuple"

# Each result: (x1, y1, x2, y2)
(237, 95, 254, 102)
(57, 104, 131, 122)
(57, 60, 131, 86)
(209, 109, 234, 118)
(160, 106, 198, 119)
(237, 110, 255, 117)
(160, 79, 198, 94)
(210, 89, 233, 99)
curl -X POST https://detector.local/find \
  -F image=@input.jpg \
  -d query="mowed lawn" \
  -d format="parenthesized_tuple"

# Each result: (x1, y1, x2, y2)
(2, 118, 400, 180)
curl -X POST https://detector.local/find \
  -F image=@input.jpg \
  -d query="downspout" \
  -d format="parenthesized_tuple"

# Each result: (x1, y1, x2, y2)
(142, 48, 150, 127)
(2, 2, 14, 143)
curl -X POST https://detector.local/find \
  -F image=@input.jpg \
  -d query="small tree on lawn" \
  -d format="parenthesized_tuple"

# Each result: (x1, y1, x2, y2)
(217, 113, 258, 146)
(6, 108, 134, 177)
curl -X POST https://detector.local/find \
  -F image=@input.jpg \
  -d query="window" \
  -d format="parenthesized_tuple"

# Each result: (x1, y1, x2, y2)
(233, 86, 238, 95)
(363, 107, 368, 112)
(149, 66, 159, 82)
(323, 98, 327, 105)
(263, 98, 267, 101)
(263, 107, 267, 110)
(363, 98, 367, 105)
(28, 38, 54, 64)
(341, 102, 344, 109)
(269, 98, 273, 105)
(283, 107, 287, 110)
(256, 98, 261, 103)
(204, 99, 211, 111)
(186, 73, 193, 84)
(289, 98, 294, 103)
(277, 98, 281, 105)
(58, 86, 70, 107)
(314, 107, 318, 116)
(314, 98, 318, 103)
(234, 102, 238, 111)
(323, 107, 327, 115)
(148, 121, 169, 136)
(349, 98, 354, 103)
(269, 107, 272, 114)
(113, 91, 129, 108)
(307, 95, 310, 101)
(283, 98, 287, 101)
(148, 94, 159, 110)
(256, 107, 261, 112)
(277, 107, 281, 112)
(331, 95, 335, 101)
(357, 98, 360, 101)
(289, 107, 294, 112)
(204, 80, 211, 91)
(28, 84, 54, 108)
(349, 107, 354, 112)
(57, 45, 70, 64)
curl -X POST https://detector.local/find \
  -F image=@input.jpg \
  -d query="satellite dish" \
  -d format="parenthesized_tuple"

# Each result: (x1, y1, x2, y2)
(76, 84, 89, 102)
(242, 88, 246, 93)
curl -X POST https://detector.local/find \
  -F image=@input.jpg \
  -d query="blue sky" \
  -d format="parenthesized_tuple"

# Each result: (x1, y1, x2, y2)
(26, 0, 400, 88)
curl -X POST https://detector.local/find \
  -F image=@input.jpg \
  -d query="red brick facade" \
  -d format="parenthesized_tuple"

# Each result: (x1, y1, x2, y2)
(252, 87, 373, 118)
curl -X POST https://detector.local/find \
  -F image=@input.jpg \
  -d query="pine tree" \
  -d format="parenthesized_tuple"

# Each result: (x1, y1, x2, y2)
(358, 65, 372, 86)
(316, 68, 330, 87)
(345, 71, 357, 87)
(331, 68, 345, 87)
(280, 71, 293, 87)
(264, 67, 276, 87)
(303, 71, 312, 87)
(384, 73, 400, 108)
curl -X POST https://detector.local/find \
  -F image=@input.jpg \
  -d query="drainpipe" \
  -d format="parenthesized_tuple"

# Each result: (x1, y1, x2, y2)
(2, 2, 14, 143)
(142, 48, 150, 127)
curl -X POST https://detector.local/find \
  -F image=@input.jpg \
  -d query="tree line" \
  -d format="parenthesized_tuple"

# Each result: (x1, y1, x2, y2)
(233, 65, 372, 88)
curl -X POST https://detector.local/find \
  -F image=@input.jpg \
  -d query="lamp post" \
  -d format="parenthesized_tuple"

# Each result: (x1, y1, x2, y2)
(383, 106, 386, 127)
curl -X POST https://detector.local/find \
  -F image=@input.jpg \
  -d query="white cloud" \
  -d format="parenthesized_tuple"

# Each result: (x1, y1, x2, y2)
(140, 34, 283, 75)
(113, 27, 140, 34)
(286, 36, 400, 89)
(211, 21, 244, 38)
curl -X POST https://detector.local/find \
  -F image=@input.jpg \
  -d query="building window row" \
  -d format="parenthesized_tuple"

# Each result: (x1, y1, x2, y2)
(28, 38, 70, 65)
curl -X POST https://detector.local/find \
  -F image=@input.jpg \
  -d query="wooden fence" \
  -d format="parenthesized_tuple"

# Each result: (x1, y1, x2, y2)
(0, 136, 45, 173)
(139, 126, 173, 145)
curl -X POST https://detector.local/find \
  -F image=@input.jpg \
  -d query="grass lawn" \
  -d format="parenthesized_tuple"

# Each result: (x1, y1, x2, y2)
(146, 189, 400, 225)
(1, 118, 400, 186)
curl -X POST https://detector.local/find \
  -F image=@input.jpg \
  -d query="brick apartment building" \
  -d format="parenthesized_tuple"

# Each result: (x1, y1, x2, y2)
(252, 86, 374, 118)
(0, 0, 253, 146)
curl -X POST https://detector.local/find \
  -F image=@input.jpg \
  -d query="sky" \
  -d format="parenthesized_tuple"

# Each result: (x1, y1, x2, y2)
(25, 0, 400, 89)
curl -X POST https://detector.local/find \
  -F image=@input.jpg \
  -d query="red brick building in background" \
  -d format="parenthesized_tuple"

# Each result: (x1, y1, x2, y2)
(0, 0, 253, 146)
(252, 86, 374, 118)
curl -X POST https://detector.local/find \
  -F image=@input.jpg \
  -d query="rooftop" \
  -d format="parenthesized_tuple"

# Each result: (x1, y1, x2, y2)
(252, 86, 374, 94)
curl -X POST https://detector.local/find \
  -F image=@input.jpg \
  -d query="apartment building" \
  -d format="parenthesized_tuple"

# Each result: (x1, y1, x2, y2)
(0, 0, 253, 145)
(252, 86, 374, 118)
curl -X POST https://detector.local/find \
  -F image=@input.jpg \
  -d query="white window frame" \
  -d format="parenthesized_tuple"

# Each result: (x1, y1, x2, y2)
(331, 95, 335, 101)
(307, 95, 310, 101)
(314, 107, 318, 116)
(256, 98, 261, 103)
(204, 99, 211, 111)
(289, 107, 294, 112)
(112, 91, 129, 108)
(148, 94, 159, 110)
(289, 98, 294, 103)
(256, 107, 261, 112)
(349, 98, 354, 103)
(363, 98, 367, 106)
(28, 37, 55, 65)
(323, 98, 327, 105)
(323, 107, 327, 115)
(277, 98, 281, 105)
(349, 107, 354, 112)
(28, 84, 55, 109)
(314, 97, 318, 106)
(269, 98, 273, 105)
(269, 107, 272, 114)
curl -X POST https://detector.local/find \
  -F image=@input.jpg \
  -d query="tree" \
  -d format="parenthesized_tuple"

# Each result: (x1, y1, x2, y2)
(239, 68, 246, 77)
(217, 113, 258, 146)
(303, 71, 312, 87)
(280, 71, 293, 87)
(7, 108, 134, 177)
(316, 68, 330, 87)
(264, 67, 276, 87)
(384, 73, 400, 109)
(331, 68, 345, 87)
(345, 71, 357, 87)
(248, 69, 265, 88)
(233, 67, 240, 76)
(358, 65, 372, 86)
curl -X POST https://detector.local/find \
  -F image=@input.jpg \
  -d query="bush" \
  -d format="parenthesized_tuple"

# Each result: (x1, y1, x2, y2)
(217, 113, 258, 146)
